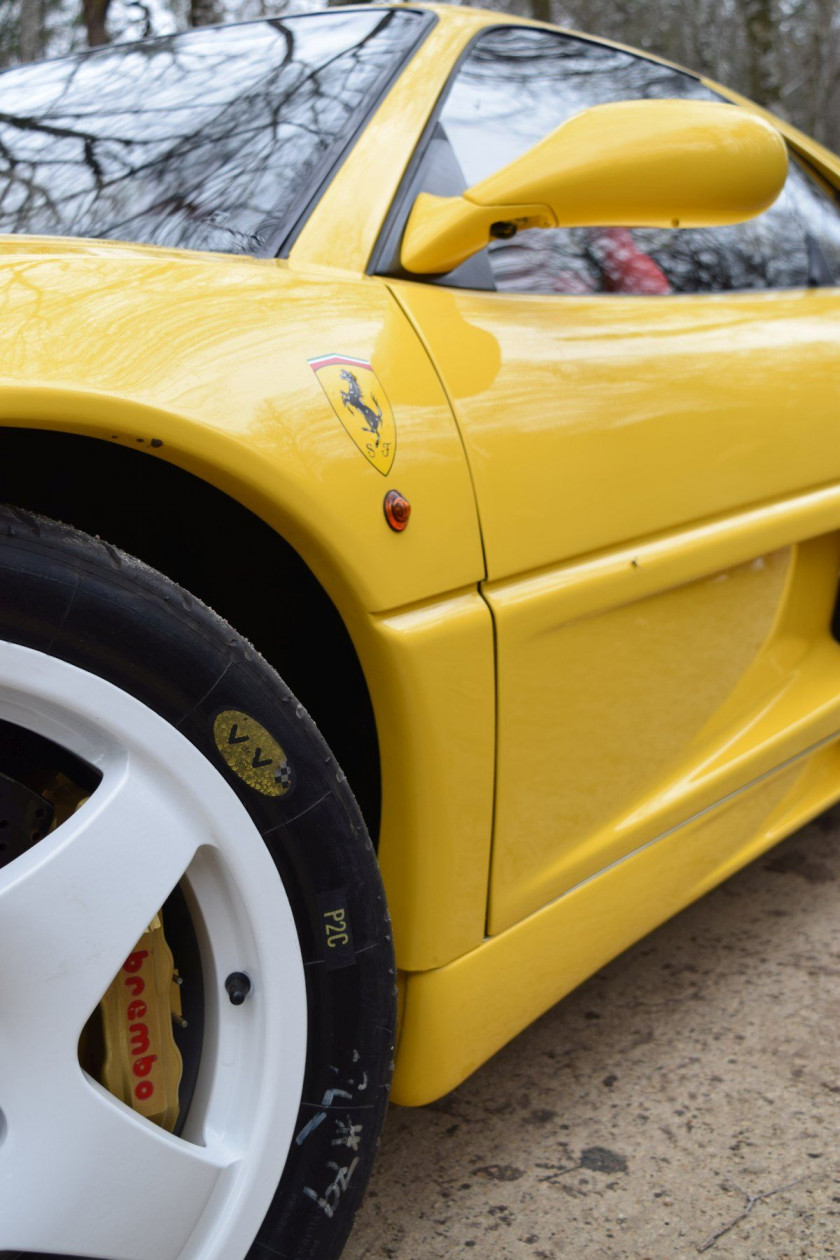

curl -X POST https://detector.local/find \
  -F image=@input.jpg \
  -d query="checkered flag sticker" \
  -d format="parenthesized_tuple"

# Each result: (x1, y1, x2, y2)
(274, 758, 293, 794)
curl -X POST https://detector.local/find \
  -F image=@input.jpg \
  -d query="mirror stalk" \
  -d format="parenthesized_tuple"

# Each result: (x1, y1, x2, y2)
(401, 193, 555, 275)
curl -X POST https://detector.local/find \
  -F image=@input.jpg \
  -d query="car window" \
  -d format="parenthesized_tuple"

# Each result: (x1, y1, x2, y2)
(0, 9, 427, 256)
(412, 26, 840, 295)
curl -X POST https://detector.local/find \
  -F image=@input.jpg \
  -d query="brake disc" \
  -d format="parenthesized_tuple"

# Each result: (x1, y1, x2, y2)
(0, 770, 54, 867)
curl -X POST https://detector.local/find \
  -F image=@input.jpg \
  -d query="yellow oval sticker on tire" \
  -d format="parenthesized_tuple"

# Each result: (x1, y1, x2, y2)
(213, 710, 292, 797)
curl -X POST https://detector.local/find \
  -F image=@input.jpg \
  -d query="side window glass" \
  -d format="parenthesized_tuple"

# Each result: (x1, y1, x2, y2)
(424, 27, 840, 295)
(785, 161, 840, 282)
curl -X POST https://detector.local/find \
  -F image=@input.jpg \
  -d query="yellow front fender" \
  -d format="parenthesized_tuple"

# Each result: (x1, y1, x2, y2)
(0, 236, 495, 970)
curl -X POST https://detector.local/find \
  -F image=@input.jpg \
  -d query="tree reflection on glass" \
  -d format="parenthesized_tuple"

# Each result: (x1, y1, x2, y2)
(0, 10, 421, 254)
(438, 27, 840, 295)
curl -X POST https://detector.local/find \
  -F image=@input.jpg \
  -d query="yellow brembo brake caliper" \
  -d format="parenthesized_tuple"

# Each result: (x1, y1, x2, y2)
(98, 914, 185, 1132)
(45, 775, 185, 1132)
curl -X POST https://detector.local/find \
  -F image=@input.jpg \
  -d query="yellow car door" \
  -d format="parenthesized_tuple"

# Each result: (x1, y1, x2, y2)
(382, 25, 840, 934)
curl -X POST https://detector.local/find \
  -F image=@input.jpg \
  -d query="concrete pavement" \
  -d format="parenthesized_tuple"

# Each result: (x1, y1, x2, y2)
(346, 808, 840, 1259)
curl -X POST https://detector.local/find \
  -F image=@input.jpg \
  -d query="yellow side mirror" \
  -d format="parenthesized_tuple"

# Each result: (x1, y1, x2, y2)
(400, 98, 788, 276)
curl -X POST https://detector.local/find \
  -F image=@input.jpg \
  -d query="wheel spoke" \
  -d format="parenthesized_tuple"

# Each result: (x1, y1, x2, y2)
(0, 753, 202, 1050)
(0, 641, 309, 1260)
(0, 1075, 234, 1260)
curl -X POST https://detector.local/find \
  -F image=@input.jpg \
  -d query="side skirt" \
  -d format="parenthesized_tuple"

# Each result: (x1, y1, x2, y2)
(392, 735, 840, 1106)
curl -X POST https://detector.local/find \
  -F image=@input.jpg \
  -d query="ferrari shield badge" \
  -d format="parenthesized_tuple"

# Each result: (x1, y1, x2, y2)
(309, 353, 396, 476)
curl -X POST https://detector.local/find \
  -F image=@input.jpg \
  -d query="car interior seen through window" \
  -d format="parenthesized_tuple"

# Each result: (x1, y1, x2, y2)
(407, 27, 840, 295)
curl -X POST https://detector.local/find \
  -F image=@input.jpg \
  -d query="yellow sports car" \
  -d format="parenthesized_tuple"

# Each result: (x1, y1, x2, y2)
(0, 4, 838, 1258)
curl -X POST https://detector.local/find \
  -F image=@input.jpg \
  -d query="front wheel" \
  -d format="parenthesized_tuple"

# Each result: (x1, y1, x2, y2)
(0, 508, 395, 1260)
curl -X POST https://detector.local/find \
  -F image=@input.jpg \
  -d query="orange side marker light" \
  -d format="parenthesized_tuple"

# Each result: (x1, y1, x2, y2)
(384, 490, 411, 532)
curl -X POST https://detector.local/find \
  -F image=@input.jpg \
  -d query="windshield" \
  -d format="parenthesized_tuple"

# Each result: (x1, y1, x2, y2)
(0, 9, 425, 255)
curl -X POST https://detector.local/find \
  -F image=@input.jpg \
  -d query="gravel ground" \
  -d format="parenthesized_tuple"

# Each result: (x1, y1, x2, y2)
(345, 808, 840, 1260)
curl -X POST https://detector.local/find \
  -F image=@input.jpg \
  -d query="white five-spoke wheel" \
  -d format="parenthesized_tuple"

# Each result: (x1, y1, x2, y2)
(0, 643, 307, 1260)
(0, 509, 396, 1260)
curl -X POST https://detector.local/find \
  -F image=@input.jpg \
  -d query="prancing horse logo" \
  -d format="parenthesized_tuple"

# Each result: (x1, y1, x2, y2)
(309, 353, 396, 476)
(339, 369, 384, 448)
